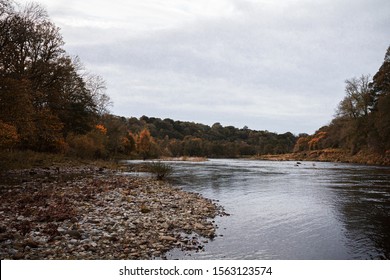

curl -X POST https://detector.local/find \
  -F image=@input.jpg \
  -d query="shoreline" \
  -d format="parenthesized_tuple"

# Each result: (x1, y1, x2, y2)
(0, 166, 227, 260)
(255, 148, 390, 166)
(158, 156, 208, 162)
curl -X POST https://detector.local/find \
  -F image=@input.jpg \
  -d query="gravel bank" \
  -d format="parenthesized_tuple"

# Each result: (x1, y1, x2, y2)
(0, 167, 226, 259)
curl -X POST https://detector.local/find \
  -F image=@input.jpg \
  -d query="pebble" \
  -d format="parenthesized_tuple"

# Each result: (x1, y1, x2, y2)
(0, 167, 227, 259)
(160, 236, 177, 242)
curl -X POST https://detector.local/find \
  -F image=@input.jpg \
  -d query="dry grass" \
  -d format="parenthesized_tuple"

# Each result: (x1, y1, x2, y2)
(0, 150, 120, 172)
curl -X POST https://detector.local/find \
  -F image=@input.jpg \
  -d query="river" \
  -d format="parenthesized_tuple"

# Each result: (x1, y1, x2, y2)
(130, 159, 390, 259)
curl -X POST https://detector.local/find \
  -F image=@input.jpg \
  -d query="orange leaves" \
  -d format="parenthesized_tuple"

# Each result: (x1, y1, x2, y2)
(308, 131, 327, 150)
(95, 124, 107, 134)
(119, 134, 135, 155)
(293, 137, 309, 152)
(0, 120, 20, 149)
(294, 131, 327, 152)
(136, 128, 154, 159)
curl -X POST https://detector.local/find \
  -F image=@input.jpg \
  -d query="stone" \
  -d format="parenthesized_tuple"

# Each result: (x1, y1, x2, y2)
(0, 168, 227, 260)
(160, 236, 177, 242)
(161, 222, 169, 229)
(24, 240, 39, 248)
(66, 230, 82, 239)
(194, 223, 206, 230)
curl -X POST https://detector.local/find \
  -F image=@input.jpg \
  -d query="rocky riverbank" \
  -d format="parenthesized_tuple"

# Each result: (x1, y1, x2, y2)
(0, 166, 227, 259)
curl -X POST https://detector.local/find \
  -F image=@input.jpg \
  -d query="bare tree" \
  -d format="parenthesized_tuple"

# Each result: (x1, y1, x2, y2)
(337, 74, 373, 119)
(85, 73, 113, 116)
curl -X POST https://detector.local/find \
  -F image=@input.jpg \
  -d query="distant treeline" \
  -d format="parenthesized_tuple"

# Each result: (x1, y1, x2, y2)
(0, 0, 296, 161)
(126, 116, 297, 158)
(55, 113, 298, 160)
(1, 1, 389, 164)
(294, 45, 390, 158)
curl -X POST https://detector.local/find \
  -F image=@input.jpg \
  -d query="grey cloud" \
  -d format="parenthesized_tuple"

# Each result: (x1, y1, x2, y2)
(45, 0, 390, 134)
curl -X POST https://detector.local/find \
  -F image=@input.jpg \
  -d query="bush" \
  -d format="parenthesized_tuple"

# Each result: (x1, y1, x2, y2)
(66, 131, 107, 159)
(147, 161, 173, 180)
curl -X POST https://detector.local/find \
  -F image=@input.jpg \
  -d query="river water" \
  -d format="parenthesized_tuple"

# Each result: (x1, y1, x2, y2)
(143, 159, 390, 260)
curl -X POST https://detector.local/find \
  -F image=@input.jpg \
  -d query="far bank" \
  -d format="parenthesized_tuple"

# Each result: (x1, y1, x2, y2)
(255, 148, 390, 166)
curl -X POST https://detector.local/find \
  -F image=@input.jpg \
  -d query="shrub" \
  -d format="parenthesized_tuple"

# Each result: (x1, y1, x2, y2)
(147, 161, 173, 180)
(66, 130, 107, 159)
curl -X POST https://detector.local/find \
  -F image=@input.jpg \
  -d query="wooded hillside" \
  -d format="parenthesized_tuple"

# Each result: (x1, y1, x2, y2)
(293, 46, 390, 164)
(0, 1, 297, 163)
(1, 1, 388, 166)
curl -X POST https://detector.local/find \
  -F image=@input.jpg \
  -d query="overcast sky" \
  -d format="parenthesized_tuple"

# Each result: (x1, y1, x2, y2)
(20, 0, 390, 134)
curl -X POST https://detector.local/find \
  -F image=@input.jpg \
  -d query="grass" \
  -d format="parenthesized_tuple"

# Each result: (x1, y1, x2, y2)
(0, 150, 120, 172)
(146, 161, 174, 180)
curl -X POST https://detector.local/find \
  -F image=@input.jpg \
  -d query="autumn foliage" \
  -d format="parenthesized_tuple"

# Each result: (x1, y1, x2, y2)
(136, 128, 157, 160)
(2, 1, 388, 165)
(294, 131, 327, 152)
(0, 1, 297, 163)
(0, 1, 110, 157)
(0, 120, 19, 149)
(294, 45, 390, 159)
(95, 124, 107, 135)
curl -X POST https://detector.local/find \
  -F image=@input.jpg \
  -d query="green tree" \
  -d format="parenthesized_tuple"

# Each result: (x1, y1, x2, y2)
(183, 136, 204, 156)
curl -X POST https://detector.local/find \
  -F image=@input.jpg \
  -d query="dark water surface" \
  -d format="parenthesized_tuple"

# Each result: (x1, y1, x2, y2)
(132, 159, 390, 259)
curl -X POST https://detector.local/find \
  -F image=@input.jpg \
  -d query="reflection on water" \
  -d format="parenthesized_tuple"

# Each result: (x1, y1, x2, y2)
(128, 159, 390, 259)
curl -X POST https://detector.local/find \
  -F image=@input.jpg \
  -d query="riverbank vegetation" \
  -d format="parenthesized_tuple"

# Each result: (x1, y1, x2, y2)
(291, 46, 390, 165)
(1, 1, 389, 168)
(0, 1, 296, 171)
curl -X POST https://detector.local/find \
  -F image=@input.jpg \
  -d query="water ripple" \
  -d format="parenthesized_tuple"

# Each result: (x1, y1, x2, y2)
(129, 159, 390, 259)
